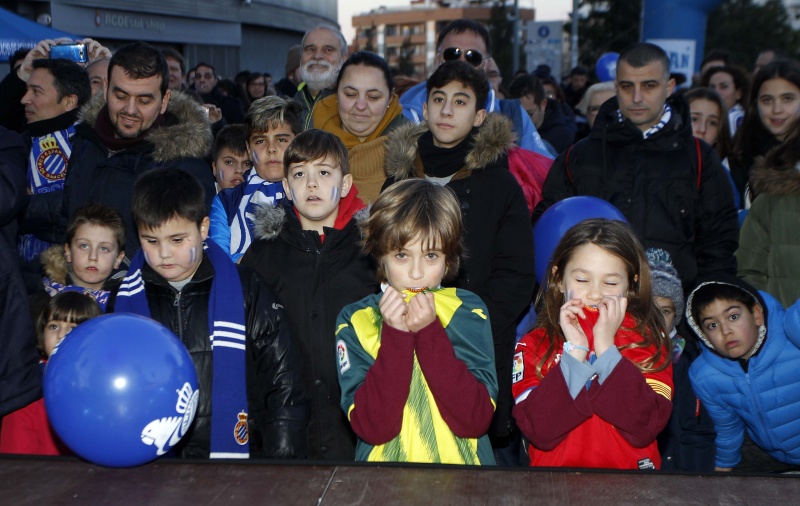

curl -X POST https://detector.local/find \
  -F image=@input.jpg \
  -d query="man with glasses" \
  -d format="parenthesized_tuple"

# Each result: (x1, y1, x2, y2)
(400, 20, 551, 158)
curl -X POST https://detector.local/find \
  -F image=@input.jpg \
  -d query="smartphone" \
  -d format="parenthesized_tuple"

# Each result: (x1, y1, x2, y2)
(50, 44, 88, 63)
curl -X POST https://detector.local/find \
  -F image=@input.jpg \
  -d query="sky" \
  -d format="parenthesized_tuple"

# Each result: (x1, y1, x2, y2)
(338, 0, 573, 43)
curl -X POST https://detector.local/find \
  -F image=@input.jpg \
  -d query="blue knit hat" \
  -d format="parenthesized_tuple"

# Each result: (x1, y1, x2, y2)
(646, 248, 684, 326)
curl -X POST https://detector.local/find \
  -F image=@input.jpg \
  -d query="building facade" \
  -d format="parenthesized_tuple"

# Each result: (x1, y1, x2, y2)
(2, 0, 338, 80)
(351, 0, 533, 77)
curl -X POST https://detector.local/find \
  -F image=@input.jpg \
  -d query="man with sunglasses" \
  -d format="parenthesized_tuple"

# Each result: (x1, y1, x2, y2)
(400, 20, 552, 159)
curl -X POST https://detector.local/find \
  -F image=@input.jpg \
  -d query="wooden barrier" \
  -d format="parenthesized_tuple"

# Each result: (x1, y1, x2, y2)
(1, 456, 798, 505)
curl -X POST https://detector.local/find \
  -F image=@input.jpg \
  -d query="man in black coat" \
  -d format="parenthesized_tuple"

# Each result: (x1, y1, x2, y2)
(533, 43, 738, 289)
(0, 126, 41, 417)
(63, 42, 215, 258)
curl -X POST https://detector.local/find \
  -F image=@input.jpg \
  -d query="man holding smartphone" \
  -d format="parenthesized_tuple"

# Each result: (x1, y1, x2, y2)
(0, 38, 108, 290)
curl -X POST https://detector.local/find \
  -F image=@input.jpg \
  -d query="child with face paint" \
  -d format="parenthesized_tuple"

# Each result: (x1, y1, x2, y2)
(241, 129, 379, 461)
(512, 219, 673, 470)
(209, 96, 301, 262)
(109, 168, 309, 460)
(29, 203, 126, 319)
(335, 179, 497, 464)
(210, 124, 252, 192)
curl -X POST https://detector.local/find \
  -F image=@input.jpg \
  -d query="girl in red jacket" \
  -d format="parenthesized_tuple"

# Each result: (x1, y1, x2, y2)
(0, 292, 100, 455)
(512, 218, 673, 469)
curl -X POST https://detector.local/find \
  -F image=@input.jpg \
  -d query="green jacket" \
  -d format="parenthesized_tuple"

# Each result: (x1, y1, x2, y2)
(737, 156, 800, 308)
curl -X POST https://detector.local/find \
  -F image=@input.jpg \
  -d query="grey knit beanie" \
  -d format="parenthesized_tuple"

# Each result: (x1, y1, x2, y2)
(646, 248, 684, 326)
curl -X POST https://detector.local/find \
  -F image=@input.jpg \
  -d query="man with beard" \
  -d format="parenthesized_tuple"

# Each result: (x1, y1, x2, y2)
(295, 25, 348, 130)
(63, 41, 216, 258)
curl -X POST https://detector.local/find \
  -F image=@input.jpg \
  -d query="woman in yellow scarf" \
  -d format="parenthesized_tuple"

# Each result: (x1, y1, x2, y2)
(314, 51, 409, 204)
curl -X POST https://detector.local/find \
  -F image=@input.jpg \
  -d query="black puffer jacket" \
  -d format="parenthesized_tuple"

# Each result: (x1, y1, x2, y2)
(533, 94, 739, 290)
(242, 199, 378, 461)
(64, 91, 215, 258)
(109, 258, 309, 459)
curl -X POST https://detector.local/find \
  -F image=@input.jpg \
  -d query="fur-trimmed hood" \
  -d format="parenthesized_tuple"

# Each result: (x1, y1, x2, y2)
(750, 156, 800, 197)
(252, 198, 370, 241)
(40, 245, 69, 285)
(78, 90, 212, 162)
(384, 112, 516, 180)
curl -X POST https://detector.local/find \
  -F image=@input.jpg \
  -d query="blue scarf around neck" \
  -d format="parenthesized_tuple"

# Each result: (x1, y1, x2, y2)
(115, 239, 250, 458)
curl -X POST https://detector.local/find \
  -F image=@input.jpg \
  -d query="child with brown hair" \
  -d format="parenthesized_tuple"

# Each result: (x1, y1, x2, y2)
(336, 178, 497, 464)
(512, 219, 673, 469)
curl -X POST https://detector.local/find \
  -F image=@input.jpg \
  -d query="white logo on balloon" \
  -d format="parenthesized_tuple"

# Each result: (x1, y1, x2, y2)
(140, 382, 199, 455)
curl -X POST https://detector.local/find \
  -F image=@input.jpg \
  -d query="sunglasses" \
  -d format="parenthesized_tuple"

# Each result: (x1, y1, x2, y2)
(441, 47, 484, 67)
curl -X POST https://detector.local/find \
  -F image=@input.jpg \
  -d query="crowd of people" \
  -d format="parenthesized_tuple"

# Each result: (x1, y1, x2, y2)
(0, 17, 799, 475)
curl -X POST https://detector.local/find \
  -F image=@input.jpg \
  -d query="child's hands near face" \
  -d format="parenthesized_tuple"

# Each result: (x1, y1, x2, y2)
(559, 297, 589, 355)
(406, 291, 436, 333)
(379, 286, 409, 332)
(593, 295, 627, 356)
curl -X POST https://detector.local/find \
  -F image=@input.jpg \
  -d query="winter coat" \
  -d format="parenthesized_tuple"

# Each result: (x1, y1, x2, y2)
(384, 113, 536, 440)
(657, 336, 716, 472)
(737, 157, 800, 308)
(107, 257, 310, 459)
(199, 88, 246, 125)
(0, 127, 41, 417)
(294, 84, 334, 131)
(63, 91, 215, 258)
(538, 98, 576, 155)
(241, 197, 379, 460)
(533, 95, 739, 290)
(687, 277, 800, 468)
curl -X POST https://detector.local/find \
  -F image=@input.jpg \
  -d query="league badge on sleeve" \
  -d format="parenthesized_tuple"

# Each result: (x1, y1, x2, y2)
(337, 340, 351, 374)
(512, 352, 524, 383)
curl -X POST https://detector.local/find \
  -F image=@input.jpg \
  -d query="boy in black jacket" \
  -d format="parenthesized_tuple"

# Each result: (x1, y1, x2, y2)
(112, 168, 308, 459)
(242, 130, 378, 461)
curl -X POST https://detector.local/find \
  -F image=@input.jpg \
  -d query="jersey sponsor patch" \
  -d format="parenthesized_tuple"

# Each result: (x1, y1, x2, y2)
(512, 352, 524, 383)
(638, 458, 656, 470)
(337, 340, 351, 374)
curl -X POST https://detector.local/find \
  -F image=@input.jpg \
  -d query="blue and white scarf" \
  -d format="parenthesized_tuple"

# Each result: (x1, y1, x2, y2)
(43, 277, 110, 312)
(230, 172, 284, 258)
(617, 104, 672, 139)
(19, 127, 76, 262)
(115, 239, 250, 458)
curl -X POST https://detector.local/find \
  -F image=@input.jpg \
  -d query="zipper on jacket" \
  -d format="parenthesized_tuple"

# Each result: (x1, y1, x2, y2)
(174, 291, 183, 340)
(745, 372, 777, 450)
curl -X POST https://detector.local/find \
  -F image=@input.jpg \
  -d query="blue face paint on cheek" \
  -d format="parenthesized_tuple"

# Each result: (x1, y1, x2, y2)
(144, 252, 153, 266)
(189, 246, 197, 265)
(331, 186, 339, 201)
(290, 189, 297, 201)
(251, 150, 259, 166)
(219, 168, 225, 180)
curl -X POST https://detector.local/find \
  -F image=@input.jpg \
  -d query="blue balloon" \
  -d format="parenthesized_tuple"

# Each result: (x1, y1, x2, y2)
(596, 52, 619, 82)
(44, 313, 198, 467)
(534, 196, 627, 283)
